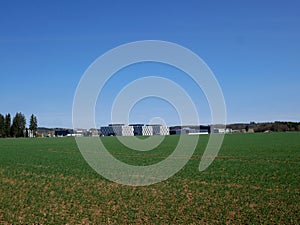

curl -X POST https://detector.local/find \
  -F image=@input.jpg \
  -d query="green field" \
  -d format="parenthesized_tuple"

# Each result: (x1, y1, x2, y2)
(0, 133, 299, 224)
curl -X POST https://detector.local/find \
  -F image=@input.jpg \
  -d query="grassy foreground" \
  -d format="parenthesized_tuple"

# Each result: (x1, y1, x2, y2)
(0, 133, 299, 224)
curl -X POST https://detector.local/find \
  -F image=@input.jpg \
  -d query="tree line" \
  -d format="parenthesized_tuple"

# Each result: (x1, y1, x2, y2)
(0, 113, 38, 138)
(227, 121, 300, 132)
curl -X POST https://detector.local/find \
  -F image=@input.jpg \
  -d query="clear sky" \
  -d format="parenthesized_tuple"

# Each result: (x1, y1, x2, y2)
(0, 0, 299, 128)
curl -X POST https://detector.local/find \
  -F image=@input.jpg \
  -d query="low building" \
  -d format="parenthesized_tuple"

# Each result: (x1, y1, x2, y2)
(37, 127, 55, 137)
(170, 125, 210, 135)
(73, 128, 88, 136)
(212, 128, 232, 134)
(55, 129, 74, 137)
(89, 128, 100, 137)
(175, 127, 203, 135)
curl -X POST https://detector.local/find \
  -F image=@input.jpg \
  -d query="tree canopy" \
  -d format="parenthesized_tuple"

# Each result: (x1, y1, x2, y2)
(29, 114, 38, 137)
(11, 112, 26, 137)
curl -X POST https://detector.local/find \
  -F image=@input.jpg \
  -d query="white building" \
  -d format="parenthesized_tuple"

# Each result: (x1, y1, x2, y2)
(89, 128, 100, 137)
(73, 128, 88, 136)
(100, 124, 169, 136)
(212, 127, 232, 134)
(175, 127, 199, 135)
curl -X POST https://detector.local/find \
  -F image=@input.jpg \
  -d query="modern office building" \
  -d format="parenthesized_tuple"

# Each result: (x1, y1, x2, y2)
(151, 124, 170, 135)
(130, 124, 153, 136)
(100, 124, 169, 136)
(100, 124, 134, 136)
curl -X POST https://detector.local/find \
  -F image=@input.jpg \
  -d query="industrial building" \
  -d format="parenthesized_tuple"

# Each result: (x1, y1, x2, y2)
(169, 125, 211, 135)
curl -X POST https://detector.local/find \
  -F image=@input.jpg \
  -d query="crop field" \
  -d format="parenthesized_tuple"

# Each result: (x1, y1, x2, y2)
(0, 133, 299, 224)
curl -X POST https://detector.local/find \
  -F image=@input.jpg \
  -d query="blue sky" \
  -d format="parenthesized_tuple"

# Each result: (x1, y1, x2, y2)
(0, 0, 299, 128)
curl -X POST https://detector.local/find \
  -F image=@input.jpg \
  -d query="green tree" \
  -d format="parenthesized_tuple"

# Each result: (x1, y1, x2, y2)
(11, 112, 26, 138)
(0, 114, 4, 137)
(29, 114, 38, 137)
(4, 113, 11, 137)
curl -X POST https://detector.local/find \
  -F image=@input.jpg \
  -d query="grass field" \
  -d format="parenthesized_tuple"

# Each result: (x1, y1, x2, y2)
(0, 133, 299, 224)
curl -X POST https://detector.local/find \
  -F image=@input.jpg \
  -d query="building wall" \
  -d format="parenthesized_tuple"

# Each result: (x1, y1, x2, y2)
(100, 126, 114, 136)
(152, 125, 169, 135)
(142, 126, 153, 136)
(121, 126, 134, 136)
(159, 126, 170, 135)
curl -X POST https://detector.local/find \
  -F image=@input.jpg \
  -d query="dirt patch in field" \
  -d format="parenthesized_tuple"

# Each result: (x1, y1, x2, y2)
(2, 177, 16, 185)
